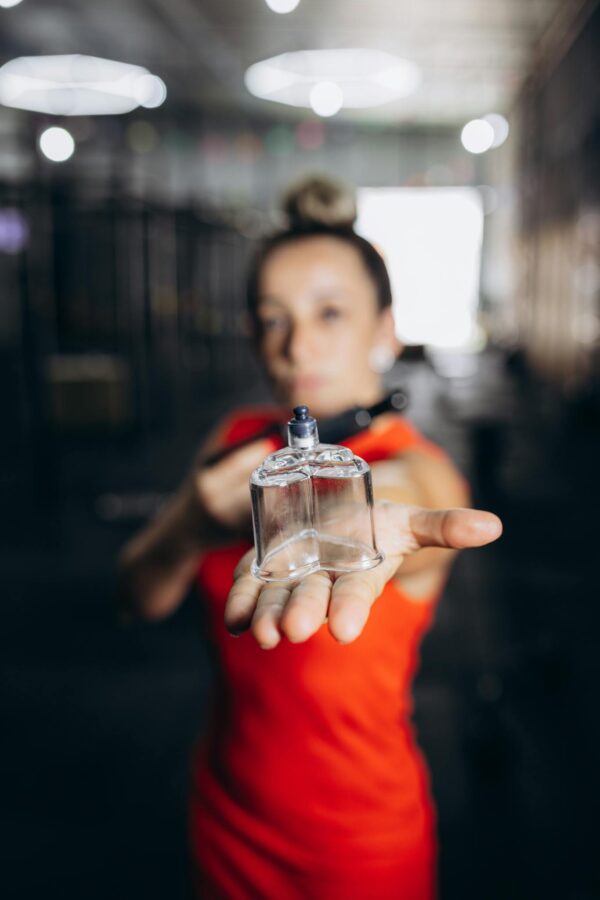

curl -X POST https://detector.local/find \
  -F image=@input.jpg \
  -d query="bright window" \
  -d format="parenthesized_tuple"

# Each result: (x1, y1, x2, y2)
(356, 187, 483, 348)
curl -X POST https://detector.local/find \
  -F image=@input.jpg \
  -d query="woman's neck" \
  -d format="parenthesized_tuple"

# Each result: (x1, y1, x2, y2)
(306, 385, 387, 422)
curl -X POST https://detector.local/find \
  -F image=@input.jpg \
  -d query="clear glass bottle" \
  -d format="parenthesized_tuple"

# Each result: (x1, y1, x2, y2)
(250, 405, 384, 583)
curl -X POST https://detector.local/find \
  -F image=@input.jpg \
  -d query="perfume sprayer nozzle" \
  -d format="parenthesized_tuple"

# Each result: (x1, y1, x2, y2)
(287, 404, 319, 449)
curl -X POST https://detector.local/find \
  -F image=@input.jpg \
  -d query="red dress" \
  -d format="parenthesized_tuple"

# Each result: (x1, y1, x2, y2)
(190, 407, 447, 899)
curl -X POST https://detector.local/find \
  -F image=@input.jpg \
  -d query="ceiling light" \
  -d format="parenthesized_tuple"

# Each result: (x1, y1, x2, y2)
(132, 73, 167, 108)
(0, 0, 24, 8)
(309, 81, 343, 117)
(39, 126, 75, 162)
(483, 113, 509, 148)
(245, 49, 420, 114)
(264, 0, 300, 12)
(0, 55, 167, 116)
(461, 118, 495, 154)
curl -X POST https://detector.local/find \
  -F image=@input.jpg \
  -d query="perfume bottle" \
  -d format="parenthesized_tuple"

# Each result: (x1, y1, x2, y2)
(250, 405, 384, 583)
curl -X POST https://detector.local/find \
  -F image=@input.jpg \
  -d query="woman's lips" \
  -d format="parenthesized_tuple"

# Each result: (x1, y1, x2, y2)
(290, 375, 327, 392)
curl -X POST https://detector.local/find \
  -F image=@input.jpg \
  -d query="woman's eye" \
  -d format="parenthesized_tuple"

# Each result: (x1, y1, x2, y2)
(260, 317, 287, 333)
(321, 306, 342, 321)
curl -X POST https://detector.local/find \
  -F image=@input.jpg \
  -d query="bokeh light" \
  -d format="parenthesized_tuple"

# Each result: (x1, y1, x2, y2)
(309, 81, 344, 117)
(461, 118, 495, 154)
(484, 113, 510, 148)
(234, 132, 264, 163)
(264, 0, 300, 12)
(264, 125, 295, 156)
(126, 120, 159, 154)
(133, 74, 167, 109)
(296, 119, 325, 150)
(200, 133, 230, 160)
(0, 208, 29, 253)
(39, 126, 75, 162)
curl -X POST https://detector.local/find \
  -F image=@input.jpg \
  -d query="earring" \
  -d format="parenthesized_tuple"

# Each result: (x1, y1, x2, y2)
(368, 346, 396, 374)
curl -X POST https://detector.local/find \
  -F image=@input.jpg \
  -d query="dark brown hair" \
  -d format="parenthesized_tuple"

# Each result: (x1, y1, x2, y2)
(247, 176, 392, 324)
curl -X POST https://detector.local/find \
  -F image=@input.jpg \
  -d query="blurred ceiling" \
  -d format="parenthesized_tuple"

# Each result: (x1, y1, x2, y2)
(0, 0, 575, 124)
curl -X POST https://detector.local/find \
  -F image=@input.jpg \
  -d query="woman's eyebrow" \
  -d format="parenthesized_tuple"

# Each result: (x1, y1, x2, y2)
(257, 289, 352, 310)
(256, 297, 286, 310)
(313, 289, 352, 303)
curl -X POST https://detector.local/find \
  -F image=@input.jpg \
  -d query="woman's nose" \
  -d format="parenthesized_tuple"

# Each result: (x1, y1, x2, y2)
(285, 322, 318, 364)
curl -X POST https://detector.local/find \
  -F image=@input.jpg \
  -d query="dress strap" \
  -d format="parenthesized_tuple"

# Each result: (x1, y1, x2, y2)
(216, 407, 445, 465)
(343, 415, 446, 465)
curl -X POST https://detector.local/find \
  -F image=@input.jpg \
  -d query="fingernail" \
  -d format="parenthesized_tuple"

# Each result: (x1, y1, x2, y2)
(336, 618, 364, 644)
(481, 516, 502, 536)
(284, 613, 314, 643)
(259, 636, 280, 650)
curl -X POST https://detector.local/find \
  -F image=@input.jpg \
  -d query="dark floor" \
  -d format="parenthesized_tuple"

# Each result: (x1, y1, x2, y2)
(2, 348, 599, 900)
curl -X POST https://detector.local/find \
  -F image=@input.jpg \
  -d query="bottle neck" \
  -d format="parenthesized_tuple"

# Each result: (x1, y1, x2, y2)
(287, 426, 320, 451)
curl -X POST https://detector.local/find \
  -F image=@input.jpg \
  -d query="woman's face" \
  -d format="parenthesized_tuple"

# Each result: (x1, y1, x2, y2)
(254, 236, 397, 418)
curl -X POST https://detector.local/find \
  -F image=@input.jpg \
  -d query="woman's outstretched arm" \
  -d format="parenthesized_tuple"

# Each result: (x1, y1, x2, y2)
(224, 504, 502, 648)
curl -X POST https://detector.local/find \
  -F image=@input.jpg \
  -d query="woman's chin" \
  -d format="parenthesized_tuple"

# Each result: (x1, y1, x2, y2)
(272, 379, 354, 419)
(288, 393, 348, 420)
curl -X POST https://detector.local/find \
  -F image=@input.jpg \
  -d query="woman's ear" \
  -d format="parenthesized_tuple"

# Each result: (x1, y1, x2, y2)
(368, 308, 402, 374)
(378, 307, 402, 358)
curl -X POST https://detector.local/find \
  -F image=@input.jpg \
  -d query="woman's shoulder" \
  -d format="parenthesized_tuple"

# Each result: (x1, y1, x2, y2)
(344, 412, 447, 463)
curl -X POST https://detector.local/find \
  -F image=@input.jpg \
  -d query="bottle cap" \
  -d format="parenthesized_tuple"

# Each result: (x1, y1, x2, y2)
(287, 405, 319, 449)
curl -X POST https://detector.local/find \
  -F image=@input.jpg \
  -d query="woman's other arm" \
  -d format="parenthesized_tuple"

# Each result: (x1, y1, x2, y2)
(117, 436, 274, 622)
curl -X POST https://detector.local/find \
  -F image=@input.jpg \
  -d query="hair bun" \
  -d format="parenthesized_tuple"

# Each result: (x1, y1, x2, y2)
(282, 174, 357, 231)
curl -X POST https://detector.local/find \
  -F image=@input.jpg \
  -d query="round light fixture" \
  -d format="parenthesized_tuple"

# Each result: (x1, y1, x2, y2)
(461, 118, 495, 154)
(245, 48, 420, 115)
(132, 73, 167, 109)
(264, 0, 300, 12)
(309, 81, 343, 117)
(39, 126, 75, 162)
(0, 0, 24, 8)
(0, 55, 167, 116)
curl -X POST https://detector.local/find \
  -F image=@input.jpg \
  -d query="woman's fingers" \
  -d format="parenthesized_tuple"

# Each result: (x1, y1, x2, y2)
(251, 584, 291, 649)
(228, 565, 394, 647)
(279, 572, 333, 643)
(224, 551, 261, 635)
(327, 555, 399, 644)
(408, 507, 503, 550)
(227, 570, 334, 647)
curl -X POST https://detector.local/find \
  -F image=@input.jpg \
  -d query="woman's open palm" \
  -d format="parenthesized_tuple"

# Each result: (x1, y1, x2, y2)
(225, 501, 502, 648)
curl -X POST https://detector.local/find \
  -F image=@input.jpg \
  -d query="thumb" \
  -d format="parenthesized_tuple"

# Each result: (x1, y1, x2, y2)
(409, 508, 503, 550)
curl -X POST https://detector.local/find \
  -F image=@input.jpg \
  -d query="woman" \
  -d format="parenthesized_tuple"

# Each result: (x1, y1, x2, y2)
(119, 176, 502, 899)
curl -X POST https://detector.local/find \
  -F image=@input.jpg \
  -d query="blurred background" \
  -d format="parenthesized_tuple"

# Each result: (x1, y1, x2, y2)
(1, 1, 598, 898)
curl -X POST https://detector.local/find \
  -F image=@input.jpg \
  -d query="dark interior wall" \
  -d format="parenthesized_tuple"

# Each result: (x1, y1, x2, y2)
(516, 2, 600, 390)
(0, 202, 269, 557)
(520, 3, 600, 231)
